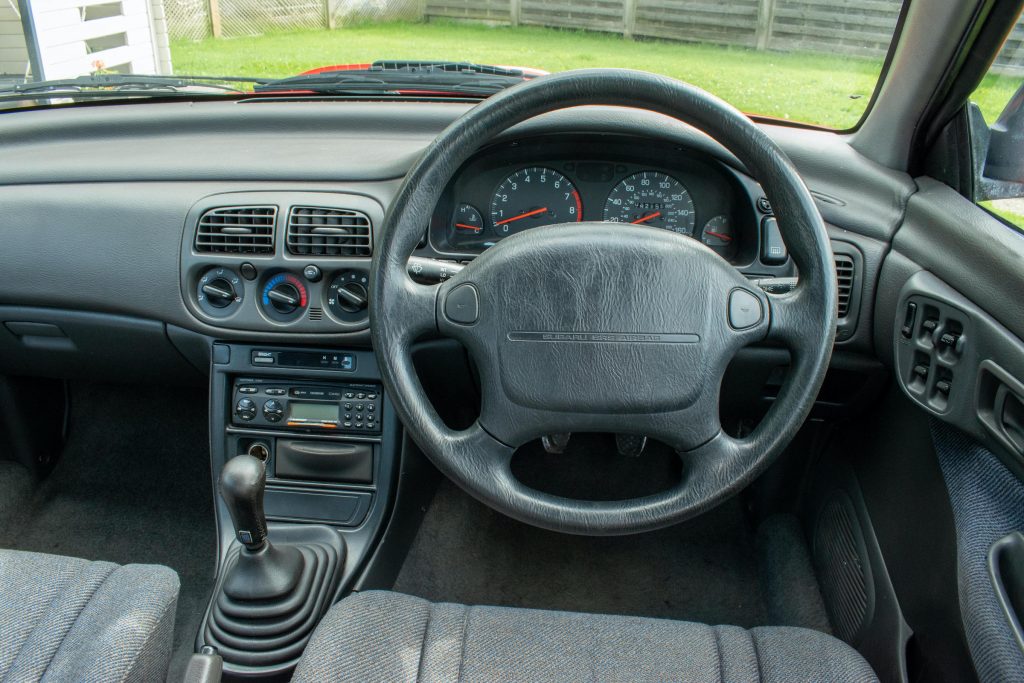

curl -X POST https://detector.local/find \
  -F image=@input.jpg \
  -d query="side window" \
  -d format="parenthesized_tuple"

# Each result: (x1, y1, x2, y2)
(971, 15, 1024, 232)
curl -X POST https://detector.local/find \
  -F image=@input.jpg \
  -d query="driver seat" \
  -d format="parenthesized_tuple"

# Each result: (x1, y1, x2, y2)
(292, 591, 878, 682)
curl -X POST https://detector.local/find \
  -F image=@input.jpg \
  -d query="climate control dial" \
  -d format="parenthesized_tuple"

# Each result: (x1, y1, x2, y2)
(196, 267, 243, 317)
(326, 270, 370, 324)
(260, 273, 308, 322)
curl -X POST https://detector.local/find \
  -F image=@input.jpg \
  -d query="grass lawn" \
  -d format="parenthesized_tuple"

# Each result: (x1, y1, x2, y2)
(980, 200, 1024, 232)
(171, 21, 1018, 130)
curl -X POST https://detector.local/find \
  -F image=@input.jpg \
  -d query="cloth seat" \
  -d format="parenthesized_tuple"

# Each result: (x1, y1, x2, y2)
(0, 549, 179, 682)
(293, 591, 878, 683)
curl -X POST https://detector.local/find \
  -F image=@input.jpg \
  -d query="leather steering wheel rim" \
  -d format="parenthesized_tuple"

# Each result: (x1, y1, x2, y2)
(370, 69, 836, 536)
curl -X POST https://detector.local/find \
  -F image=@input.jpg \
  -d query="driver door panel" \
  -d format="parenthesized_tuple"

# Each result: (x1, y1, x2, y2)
(878, 174, 1024, 682)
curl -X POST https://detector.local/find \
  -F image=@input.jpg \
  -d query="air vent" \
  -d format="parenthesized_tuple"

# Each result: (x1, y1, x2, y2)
(835, 253, 855, 318)
(287, 207, 372, 257)
(195, 206, 276, 254)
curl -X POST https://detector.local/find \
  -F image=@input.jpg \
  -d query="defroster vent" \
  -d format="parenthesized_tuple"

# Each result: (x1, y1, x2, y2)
(835, 253, 855, 319)
(287, 207, 372, 257)
(195, 206, 276, 254)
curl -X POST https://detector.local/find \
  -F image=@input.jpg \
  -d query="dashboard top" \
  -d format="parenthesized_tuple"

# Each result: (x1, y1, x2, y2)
(0, 99, 908, 351)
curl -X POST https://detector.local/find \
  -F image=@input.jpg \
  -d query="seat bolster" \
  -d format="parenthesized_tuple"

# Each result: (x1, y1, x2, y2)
(44, 563, 180, 683)
(0, 550, 179, 683)
(749, 626, 880, 683)
(292, 591, 434, 683)
(295, 591, 880, 683)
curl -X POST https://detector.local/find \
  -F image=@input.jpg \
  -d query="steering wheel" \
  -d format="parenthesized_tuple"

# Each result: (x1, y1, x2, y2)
(370, 69, 836, 536)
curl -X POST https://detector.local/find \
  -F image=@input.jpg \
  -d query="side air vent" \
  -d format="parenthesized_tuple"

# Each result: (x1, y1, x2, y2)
(287, 207, 372, 257)
(195, 206, 276, 254)
(835, 253, 855, 318)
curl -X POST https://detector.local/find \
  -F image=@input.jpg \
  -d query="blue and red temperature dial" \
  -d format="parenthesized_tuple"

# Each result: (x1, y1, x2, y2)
(261, 273, 308, 321)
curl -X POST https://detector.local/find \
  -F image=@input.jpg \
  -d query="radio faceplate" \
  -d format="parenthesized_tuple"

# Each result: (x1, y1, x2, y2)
(232, 377, 382, 434)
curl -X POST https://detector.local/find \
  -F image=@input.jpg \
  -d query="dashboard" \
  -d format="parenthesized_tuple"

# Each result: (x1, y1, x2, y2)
(0, 100, 903, 373)
(427, 136, 765, 264)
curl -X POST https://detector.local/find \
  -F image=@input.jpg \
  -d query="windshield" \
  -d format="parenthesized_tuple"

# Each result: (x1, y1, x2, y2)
(0, 0, 926, 128)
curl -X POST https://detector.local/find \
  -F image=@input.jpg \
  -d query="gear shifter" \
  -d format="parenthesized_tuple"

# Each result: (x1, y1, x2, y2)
(218, 455, 303, 600)
(203, 449, 345, 673)
(220, 454, 269, 550)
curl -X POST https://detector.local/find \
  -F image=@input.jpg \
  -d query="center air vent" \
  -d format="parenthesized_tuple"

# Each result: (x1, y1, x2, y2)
(195, 206, 276, 254)
(835, 253, 855, 318)
(287, 207, 372, 257)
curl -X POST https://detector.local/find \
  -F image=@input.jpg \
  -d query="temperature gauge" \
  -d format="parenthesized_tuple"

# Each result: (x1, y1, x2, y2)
(701, 215, 737, 260)
(450, 203, 487, 249)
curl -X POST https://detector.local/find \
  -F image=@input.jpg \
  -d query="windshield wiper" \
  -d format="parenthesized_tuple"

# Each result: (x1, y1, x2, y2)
(254, 61, 536, 97)
(0, 73, 265, 102)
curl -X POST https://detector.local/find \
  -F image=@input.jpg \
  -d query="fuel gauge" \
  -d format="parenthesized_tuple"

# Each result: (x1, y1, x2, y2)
(701, 215, 737, 260)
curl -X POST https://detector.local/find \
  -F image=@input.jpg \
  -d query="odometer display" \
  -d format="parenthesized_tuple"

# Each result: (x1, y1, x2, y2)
(489, 167, 582, 236)
(603, 171, 695, 235)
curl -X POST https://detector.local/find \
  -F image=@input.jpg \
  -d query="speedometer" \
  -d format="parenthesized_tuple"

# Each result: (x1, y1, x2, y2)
(603, 171, 695, 235)
(490, 167, 582, 236)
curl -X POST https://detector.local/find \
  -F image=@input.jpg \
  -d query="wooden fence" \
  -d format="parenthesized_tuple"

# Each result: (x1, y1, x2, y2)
(425, 0, 904, 57)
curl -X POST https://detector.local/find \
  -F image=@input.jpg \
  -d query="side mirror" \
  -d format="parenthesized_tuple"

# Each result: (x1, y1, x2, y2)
(985, 81, 1024, 183)
(971, 81, 1024, 201)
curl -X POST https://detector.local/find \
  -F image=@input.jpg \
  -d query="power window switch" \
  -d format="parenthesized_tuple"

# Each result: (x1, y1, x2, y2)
(901, 302, 917, 339)
(936, 379, 952, 395)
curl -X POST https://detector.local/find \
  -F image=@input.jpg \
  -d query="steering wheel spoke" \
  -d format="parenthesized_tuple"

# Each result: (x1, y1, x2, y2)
(377, 274, 439, 343)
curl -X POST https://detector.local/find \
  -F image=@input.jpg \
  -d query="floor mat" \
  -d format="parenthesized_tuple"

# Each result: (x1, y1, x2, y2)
(394, 435, 831, 632)
(394, 477, 771, 627)
(0, 382, 216, 682)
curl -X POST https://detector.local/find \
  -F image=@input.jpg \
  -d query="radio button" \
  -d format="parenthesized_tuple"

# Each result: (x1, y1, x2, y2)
(265, 388, 286, 396)
(238, 386, 258, 394)
(344, 392, 355, 399)
(367, 393, 378, 400)
(235, 398, 257, 421)
(263, 400, 284, 423)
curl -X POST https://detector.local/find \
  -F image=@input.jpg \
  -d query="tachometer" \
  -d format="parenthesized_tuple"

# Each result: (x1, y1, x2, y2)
(489, 167, 582, 236)
(603, 171, 695, 235)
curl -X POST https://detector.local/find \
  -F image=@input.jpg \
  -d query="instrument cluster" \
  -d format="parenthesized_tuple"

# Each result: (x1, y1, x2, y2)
(427, 136, 763, 264)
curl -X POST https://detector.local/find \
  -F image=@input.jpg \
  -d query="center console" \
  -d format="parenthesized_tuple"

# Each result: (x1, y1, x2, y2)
(198, 341, 400, 678)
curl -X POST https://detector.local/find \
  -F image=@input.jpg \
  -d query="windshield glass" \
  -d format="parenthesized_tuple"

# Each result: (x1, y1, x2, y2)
(0, 0, 927, 127)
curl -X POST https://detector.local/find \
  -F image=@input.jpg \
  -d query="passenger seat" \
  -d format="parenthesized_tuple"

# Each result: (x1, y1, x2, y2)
(0, 549, 179, 682)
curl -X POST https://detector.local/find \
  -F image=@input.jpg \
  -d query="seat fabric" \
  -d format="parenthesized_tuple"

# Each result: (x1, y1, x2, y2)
(0, 549, 179, 683)
(292, 591, 878, 683)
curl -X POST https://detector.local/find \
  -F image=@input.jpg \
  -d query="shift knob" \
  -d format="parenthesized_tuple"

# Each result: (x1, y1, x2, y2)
(220, 455, 268, 551)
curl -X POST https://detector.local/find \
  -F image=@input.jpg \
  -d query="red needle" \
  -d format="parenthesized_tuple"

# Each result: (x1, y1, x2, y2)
(455, 223, 481, 232)
(704, 230, 733, 242)
(631, 211, 662, 225)
(494, 207, 548, 226)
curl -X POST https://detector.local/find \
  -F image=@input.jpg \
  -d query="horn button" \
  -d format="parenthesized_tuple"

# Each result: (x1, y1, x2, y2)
(446, 223, 754, 416)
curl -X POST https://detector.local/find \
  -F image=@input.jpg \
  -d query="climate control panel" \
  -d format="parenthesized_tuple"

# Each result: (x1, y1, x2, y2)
(188, 263, 370, 331)
(179, 191, 383, 333)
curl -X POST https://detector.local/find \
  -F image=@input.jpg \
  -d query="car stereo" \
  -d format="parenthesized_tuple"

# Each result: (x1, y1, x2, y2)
(231, 377, 382, 434)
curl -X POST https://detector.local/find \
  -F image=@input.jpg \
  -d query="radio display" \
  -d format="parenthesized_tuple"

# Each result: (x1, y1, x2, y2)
(288, 402, 339, 423)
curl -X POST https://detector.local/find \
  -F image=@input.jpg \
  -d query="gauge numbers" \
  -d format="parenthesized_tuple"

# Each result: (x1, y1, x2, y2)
(603, 171, 695, 235)
(490, 167, 582, 235)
